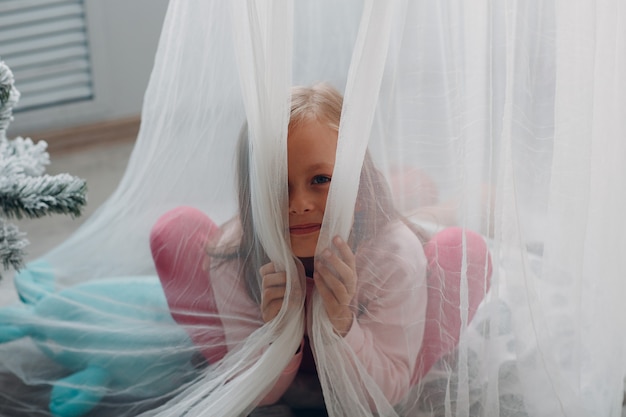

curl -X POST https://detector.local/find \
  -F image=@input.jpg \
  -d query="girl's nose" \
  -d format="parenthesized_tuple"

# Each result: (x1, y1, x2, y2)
(289, 188, 313, 214)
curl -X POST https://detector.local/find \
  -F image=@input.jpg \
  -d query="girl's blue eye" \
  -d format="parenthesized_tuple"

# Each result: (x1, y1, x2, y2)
(312, 175, 331, 185)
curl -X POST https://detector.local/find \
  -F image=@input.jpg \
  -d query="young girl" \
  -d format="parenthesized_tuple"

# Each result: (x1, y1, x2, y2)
(152, 83, 430, 414)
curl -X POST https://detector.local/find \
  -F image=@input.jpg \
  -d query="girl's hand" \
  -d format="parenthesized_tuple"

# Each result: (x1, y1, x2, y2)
(260, 262, 286, 323)
(259, 262, 304, 323)
(314, 236, 357, 337)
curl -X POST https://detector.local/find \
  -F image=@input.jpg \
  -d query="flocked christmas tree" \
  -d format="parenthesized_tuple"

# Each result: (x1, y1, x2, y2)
(0, 60, 87, 279)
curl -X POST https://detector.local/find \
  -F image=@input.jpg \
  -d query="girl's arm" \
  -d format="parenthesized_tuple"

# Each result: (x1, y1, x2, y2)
(315, 222, 427, 405)
(343, 257, 426, 404)
(211, 259, 303, 407)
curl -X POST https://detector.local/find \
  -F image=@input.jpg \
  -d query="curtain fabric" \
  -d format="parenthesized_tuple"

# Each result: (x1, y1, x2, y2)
(1, 1, 625, 416)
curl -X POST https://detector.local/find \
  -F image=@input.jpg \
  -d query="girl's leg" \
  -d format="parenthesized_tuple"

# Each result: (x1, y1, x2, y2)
(414, 227, 492, 382)
(150, 206, 227, 363)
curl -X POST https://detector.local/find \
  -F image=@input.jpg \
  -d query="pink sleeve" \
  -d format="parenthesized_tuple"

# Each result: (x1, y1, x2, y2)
(343, 223, 427, 405)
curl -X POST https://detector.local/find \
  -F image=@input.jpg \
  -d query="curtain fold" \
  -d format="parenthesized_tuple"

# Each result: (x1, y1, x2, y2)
(0, 1, 624, 416)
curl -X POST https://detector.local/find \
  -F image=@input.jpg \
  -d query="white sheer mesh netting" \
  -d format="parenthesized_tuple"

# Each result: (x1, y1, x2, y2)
(1, 1, 625, 416)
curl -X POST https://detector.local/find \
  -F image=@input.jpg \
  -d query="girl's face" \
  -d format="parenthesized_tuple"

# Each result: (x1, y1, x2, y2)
(287, 118, 337, 257)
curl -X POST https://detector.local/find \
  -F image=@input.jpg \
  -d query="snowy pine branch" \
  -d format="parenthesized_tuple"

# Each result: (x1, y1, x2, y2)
(0, 173, 87, 219)
(0, 59, 88, 279)
(0, 60, 19, 135)
(0, 217, 28, 275)
(0, 136, 50, 177)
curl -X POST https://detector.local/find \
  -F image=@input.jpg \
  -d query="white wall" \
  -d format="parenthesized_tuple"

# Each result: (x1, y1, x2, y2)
(7, 0, 169, 136)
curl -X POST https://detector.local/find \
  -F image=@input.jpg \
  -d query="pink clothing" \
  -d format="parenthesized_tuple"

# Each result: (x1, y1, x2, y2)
(209, 220, 427, 405)
(151, 206, 492, 409)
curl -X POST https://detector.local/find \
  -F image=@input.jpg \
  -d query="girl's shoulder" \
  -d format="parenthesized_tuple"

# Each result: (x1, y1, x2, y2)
(356, 220, 426, 272)
(363, 220, 424, 252)
(354, 220, 427, 295)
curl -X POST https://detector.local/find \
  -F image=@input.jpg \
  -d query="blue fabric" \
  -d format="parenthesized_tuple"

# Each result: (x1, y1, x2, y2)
(0, 260, 198, 417)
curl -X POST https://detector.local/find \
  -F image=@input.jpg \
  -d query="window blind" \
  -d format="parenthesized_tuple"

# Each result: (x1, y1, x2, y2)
(0, 0, 93, 112)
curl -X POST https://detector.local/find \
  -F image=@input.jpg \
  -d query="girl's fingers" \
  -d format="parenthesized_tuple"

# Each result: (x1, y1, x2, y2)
(262, 285, 285, 302)
(259, 262, 276, 276)
(260, 262, 284, 323)
(314, 237, 358, 335)
(314, 273, 346, 313)
(317, 236, 357, 294)
(321, 250, 352, 284)
(332, 236, 356, 269)
(314, 270, 341, 305)
(261, 282, 286, 323)
(260, 262, 305, 323)
(313, 271, 354, 336)
(314, 264, 350, 304)
(313, 272, 336, 304)
(263, 272, 287, 288)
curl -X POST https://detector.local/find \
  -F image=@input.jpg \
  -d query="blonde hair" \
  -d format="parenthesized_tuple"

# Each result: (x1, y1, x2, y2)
(223, 83, 422, 303)
(289, 83, 343, 132)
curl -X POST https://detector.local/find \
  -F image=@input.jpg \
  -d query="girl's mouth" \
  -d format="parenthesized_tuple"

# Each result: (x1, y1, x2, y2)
(289, 224, 321, 235)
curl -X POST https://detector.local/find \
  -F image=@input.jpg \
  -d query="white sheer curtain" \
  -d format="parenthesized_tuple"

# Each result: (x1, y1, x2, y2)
(0, 1, 625, 416)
